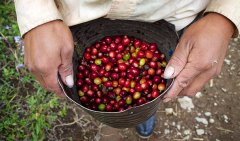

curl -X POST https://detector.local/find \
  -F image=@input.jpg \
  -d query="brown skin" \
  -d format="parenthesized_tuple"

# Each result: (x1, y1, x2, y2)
(23, 13, 234, 98)
(163, 13, 235, 102)
(24, 20, 74, 97)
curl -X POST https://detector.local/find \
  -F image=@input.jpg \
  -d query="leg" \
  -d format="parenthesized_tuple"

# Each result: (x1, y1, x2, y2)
(135, 115, 156, 138)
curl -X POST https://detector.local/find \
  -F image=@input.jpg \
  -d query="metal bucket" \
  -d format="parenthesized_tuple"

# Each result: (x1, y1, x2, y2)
(58, 18, 178, 128)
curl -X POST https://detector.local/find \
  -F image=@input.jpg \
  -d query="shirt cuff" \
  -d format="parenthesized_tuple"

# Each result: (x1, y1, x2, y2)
(14, 0, 63, 36)
(204, 0, 240, 38)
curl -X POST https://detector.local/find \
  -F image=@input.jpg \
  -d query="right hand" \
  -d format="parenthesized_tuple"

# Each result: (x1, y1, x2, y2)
(24, 20, 74, 97)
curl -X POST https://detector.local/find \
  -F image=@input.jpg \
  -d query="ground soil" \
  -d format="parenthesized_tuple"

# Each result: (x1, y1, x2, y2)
(49, 38, 240, 141)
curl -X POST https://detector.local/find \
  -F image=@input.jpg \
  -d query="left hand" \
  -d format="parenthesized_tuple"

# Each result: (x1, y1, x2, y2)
(163, 13, 235, 102)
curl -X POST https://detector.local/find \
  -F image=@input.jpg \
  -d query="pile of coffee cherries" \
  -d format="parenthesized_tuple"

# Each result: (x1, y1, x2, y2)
(76, 35, 167, 112)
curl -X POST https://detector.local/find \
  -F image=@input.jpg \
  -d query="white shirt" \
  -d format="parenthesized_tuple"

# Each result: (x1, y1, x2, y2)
(14, 0, 240, 36)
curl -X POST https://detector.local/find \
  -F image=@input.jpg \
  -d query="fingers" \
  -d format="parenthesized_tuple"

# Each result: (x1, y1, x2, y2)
(162, 40, 195, 102)
(59, 43, 74, 88)
(163, 40, 191, 79)
(41, 70, 65, 97)
(163, 62, 202, 102)
(31, 70, 64, 97)
(179, 64, 220, 96)
(179, 53, 225, 96)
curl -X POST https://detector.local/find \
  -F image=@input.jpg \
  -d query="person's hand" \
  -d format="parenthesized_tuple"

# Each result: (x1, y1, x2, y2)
(163, 13, 235, 102)
(24, 20, 74, 97)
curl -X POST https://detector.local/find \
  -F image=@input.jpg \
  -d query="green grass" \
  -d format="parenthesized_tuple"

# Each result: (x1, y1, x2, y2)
(0, 1, 67, 140)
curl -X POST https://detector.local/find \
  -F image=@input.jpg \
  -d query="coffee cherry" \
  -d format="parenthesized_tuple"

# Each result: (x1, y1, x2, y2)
(149, 43, 157, 51)
(133, 92, 141, 99)
(149, 61, 157, 68)
(98, 103, 106, 111)
(158, 83, 166, 91)
(76, 79, 84, 87)
(137, 51, 145, 58)
(126, 95, 133, 105)
(151, 90, 160, 98)
(91, 47, 98, 55)
(105, 104, 113, 112)
(130, 80, 136, 88)
(139, 58, 146, 66)
(148, 68, 155, 75)
(105, 63, 112, 71)
(80, 96, 88, 104)
(134, 40, 141, 47)
(77, 35, 168, 112)
(90, 64, 99, 71)
(111, 72, 119, 80)
(112, 80, 118, 87)
(118, 63, 127, 71)
(95, 59, 102, 65)
(84, 52, 91, 60)
(82, 85, 89, 93)
(135, 84, 142, 92)
(95, 98, 102, 104)
(110, 42, 117, 51)
(137, 97, 146, 105)
(123, 53, 130, 61)
(122, 36, 130, 46)
(145, 50, 153, 59)
(94, 77, 102, 85)
(78, 90, 84, 97)
(109, 51, 116, 58)
(87, 90, 94, 97)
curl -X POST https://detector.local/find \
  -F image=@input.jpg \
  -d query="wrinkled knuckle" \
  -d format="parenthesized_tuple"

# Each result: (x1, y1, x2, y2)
(170, 56, 185, 67)
(176, 78, 190, 89)
(59, 64, 73, 74)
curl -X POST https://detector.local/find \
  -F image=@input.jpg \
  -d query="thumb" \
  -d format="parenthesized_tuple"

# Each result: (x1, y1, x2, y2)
(163, 42, 190, 79)
(59, 45, 74, 88)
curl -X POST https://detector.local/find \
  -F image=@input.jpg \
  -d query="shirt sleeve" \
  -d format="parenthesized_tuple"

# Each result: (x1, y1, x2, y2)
(205, 0, 240, 37)
(14, 0, 63, 36)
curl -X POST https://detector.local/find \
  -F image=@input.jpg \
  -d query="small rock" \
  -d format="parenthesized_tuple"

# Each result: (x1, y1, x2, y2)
(195, 92, 203, 98)
(230, 64, 236, 70)
(165, 108, 174, 115)
(196, 129, 205, 135)
(184, 129, 191, 135)
(224, 59, 231, 65)
(197, 113, 201, 116)
(204, 112, 211, 117)
(209, 79, 214, 87)
(164, 122, 168, 126)
(172, 122, 176, 126)
(164, 129, 170, 134)
(195, 117, 208, 125)
(221, 88, 227, 93)
(177, 132, 182, 136)
(216, 139, 220, 141)
(195, 124, 199, 129)
(223, 115, 229, 123)
(183, 135, 190, 140)
(177, 124, 181, 130)
(214, 103, 218, 106)
(177, 96, 195, 112)
(209, 118, 215, 123)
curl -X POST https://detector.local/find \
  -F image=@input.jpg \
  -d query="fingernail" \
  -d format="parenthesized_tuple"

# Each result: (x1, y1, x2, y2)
(163, 66, 175, 79)
(163, 97, 172, 103)
(66, 75, 74, 88)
